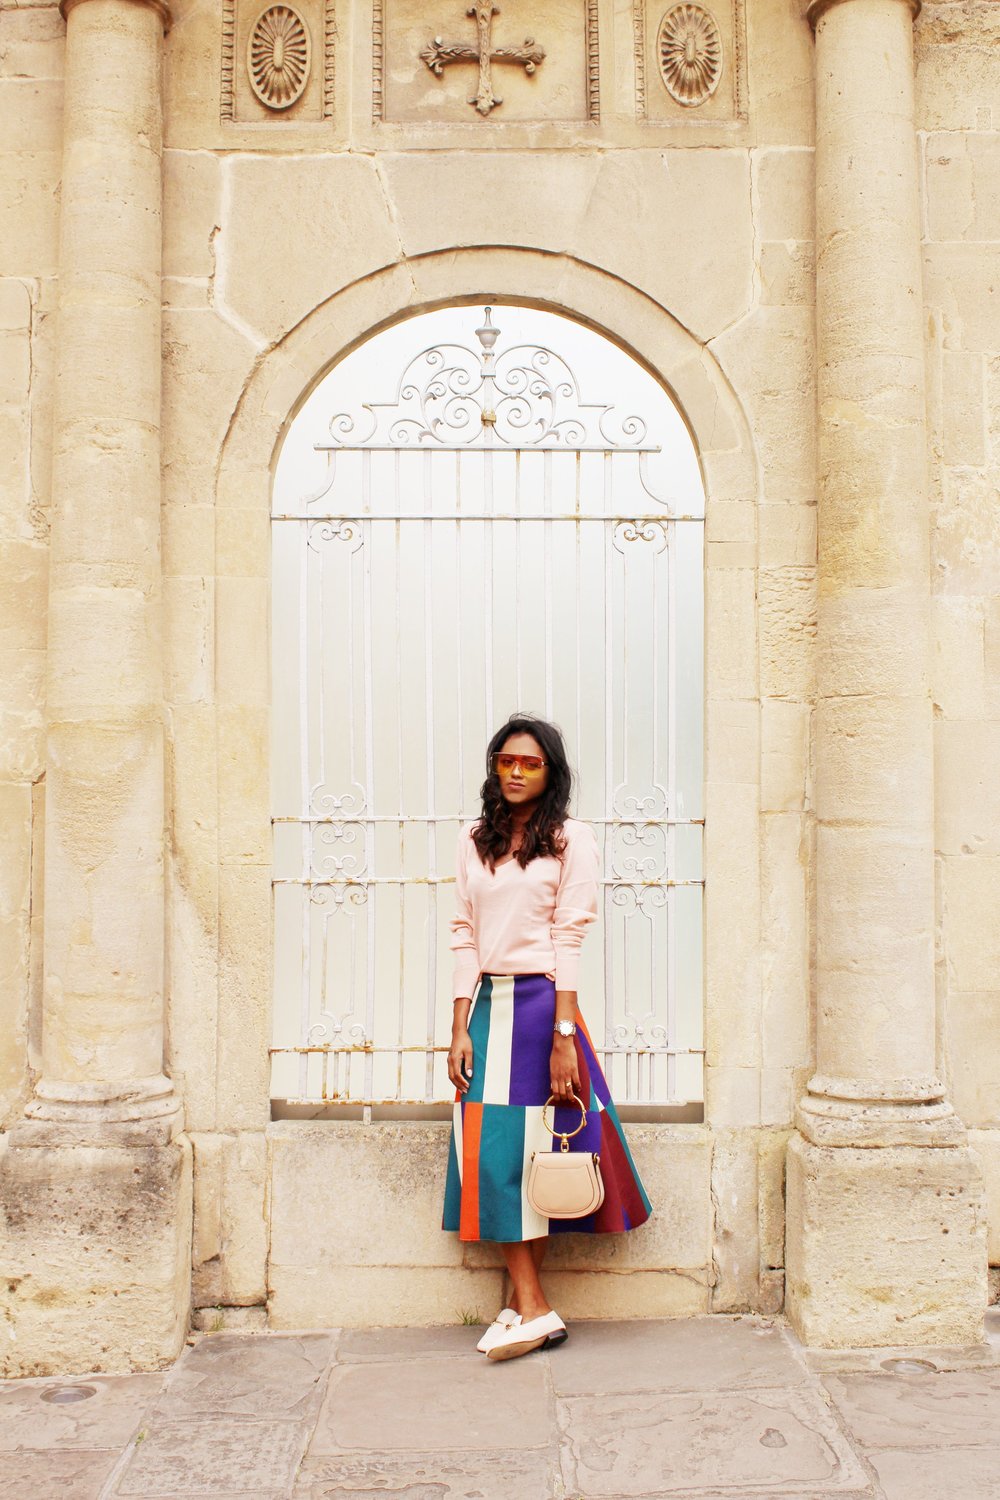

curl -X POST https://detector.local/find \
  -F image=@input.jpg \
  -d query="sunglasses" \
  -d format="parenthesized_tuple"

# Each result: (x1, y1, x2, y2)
(491, 753, 548, 777)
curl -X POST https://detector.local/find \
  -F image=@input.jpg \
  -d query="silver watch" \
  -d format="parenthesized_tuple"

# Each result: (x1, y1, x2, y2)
(553, 1019, 577, 1038)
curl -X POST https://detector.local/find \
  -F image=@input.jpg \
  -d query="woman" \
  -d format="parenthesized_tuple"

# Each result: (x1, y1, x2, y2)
(442, 713, 652, 1361)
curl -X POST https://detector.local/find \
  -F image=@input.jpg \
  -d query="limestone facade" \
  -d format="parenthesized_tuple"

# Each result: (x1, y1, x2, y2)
(0, 0, 995, 1372)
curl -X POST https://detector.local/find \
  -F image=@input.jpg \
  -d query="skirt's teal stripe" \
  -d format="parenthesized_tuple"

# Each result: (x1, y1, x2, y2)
(478, 1103, 526, 1242)
(464, 973, 492, 1104)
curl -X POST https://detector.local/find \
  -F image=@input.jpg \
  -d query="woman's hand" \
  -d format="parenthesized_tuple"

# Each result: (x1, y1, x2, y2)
(448, 1027, 474, 1093)
(550, 1035, 581, 1101)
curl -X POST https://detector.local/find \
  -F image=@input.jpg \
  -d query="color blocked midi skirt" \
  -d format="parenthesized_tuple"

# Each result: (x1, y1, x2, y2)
(442, 973, 653, 1243)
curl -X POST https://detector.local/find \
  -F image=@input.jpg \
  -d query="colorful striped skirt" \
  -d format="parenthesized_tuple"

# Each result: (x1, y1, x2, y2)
(442, 973, 653, 1243)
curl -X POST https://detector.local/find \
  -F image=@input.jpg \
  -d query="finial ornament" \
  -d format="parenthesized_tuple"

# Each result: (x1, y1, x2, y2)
(60, 0, 173, 31)
(804, 0, 919, 26)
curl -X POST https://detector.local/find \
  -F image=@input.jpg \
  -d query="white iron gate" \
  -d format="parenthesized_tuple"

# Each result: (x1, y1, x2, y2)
(270, 307, 705, 1111)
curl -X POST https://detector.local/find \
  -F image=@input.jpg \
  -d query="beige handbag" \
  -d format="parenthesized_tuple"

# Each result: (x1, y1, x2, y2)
(526, 1093, 605, 1220)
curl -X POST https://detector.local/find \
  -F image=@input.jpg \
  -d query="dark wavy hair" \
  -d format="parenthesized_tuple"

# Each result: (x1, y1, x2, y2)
(472, 714, 573, 872)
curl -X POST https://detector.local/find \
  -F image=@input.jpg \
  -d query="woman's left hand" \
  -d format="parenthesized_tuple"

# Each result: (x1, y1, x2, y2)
(550, 1036, 582, 1101)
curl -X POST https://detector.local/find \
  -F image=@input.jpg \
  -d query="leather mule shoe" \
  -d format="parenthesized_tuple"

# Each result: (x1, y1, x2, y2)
(486, 1310, 567, 1362)
(476, 1307, 521, 1354)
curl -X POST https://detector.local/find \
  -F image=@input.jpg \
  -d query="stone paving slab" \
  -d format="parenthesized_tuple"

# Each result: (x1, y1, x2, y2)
(0, 1448, 121, 1499)
(558, 1387, 870, 1497)
(335, 1324, 483, 1362)
(312, 1353, 553, 1452)
(149, 1332, 335, 1420)
(550, 1315, 807, 1396)
(115, 1416, 315, 1496)
(821, 1365, 1000, 1448)
(867, 1446, 1000, 1500)
(0, 1372, 162, 1450)
(293, 1446, 561, 1499)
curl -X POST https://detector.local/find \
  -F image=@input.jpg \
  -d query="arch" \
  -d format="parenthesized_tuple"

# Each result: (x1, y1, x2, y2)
(208, 248, 760, 1130)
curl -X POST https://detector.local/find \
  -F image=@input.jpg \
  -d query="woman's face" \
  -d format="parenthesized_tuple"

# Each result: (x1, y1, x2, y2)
(494, 732, 550, 810)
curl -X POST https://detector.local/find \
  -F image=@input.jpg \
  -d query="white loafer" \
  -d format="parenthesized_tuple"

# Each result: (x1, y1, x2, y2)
(486, 1310, 567, 1362)
(476, 1307, 521, 1354)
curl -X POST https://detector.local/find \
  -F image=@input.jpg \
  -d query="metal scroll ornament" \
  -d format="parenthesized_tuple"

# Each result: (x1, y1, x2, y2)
(248, 5, 311, 110)
(657, 4, 722, 107)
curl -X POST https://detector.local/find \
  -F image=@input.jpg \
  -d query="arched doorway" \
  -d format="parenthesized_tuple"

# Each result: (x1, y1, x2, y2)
(268, 303, 705, 1117)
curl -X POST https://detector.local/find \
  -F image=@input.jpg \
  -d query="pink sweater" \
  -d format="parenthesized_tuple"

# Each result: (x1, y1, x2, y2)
(450, 818, 601, 999)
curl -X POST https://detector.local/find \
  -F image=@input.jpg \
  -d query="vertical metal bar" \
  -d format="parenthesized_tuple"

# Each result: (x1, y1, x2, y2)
(395, 454, 405, 1103)
(666, 516, 679, 1104)
(424, 448, 438, 1102)
(297, 520, 311, 1099)
(543, 449, 553, 718)
(484, 448, 494, 734)
(574, 452, 582, 814)
(362, 450, 376, 1123)
(514, 450, 522, 707)
(602, 453, 614, 1090)
(455, 451, 465, 811)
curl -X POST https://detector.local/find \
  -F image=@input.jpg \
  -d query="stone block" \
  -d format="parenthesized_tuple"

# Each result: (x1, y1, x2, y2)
(0, 152, 60, 278)
(163, 150, 221, 279)
(761, 812, 810, 1070)
(162, 309, 257, 509)
(705, 1065, 760, 1129)
(925, 244, 1000, 355)
(759, 566, 816, 700)
(968, 1129, 1000, 1264)
(926, 133, 1000, 244)
(755, 147, 815, 241)
(785, 1135, 987, 1348)
(215, 866, 272, 1132)
(947, 993, 1000, 1128)
(758, 1127, 790, 1271)
(0, 1451, 120, 1499)
(943, 855, 1000, 992)
(705, 569, 757, 700)
(0, 781, 31, 1122)
(936, 719, 1000, 857)
(269, 1262, 505, 1330)
(704, 781, 761, 1069)
(933, 596, 986, 720)
(706, 697, 759, 787)
(0, 1371, 163, 1451)
(760, 240, 815, 306)
(710, 307, 816, 504)
(933, 466, 1000, 596)
(759, 502, 817, 569)
(0, 327, 29, 406)
(916, 10, 1000, 131)
(745, 0, 814, 145)
(163, 575, 213, 706)
(0, 6, 65, 82)
(711, 1128, 760, 1311)
(220, 156, 401, 346)
(761, 700, 810, 812)
(0, 1130, 193, 1377)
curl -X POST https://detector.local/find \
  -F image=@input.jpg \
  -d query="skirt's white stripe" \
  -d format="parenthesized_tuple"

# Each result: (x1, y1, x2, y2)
(481, 974, 515, 1105)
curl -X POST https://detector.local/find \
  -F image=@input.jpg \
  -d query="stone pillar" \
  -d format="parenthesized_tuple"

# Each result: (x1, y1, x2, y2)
(0, 0, 191, 1376)
(785, 0, 987, 1346)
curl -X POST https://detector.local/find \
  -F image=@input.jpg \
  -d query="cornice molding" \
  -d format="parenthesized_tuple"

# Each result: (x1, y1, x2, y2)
(805, 0, 919, 28)
(61, 0, 172, 33)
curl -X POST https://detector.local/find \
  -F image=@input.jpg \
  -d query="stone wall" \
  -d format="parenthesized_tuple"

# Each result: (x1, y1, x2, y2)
(918, 0, 1000, 1277)
(0, 0, 995, 1351)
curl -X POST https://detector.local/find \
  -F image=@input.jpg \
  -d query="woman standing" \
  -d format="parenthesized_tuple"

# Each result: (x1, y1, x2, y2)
(443, 713, 652, 1360)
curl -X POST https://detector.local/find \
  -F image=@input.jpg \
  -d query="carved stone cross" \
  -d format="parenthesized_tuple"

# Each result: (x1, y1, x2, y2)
(420, 2, 545, 117)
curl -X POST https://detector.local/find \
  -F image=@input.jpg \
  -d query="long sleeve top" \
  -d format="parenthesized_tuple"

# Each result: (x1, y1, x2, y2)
(449, 817, 601, 1000)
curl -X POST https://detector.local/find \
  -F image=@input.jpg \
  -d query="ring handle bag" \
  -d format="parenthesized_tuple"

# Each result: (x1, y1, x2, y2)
(526, 1092, 605, 1219)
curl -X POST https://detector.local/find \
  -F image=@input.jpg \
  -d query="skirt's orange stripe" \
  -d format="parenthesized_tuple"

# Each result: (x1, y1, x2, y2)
(459, 1102, 482, 1241)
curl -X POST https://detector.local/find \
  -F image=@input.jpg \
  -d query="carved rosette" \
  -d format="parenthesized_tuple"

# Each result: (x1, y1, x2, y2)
(657, 4, 722, 107)
(248, 5, 312, 109)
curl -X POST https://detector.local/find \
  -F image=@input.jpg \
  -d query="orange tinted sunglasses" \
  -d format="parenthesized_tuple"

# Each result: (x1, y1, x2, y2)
(491, 753, 548, 777)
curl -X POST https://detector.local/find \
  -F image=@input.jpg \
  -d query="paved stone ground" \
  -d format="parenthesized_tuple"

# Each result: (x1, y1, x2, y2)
(2, 1309, 1000, 1500)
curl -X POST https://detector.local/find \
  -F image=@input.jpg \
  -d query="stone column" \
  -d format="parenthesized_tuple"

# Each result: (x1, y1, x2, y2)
(0, 0, 191, 1377)
(785, 0, 987, 1346)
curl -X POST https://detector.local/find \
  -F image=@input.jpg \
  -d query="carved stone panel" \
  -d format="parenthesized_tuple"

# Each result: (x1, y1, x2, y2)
(222, 0, 337, 123)
(633, 0, 744, 123)
(376, 0, 599, 125)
